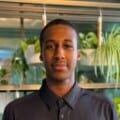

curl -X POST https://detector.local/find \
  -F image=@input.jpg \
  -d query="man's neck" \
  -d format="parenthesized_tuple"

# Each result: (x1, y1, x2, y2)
(46, 78, 75, 97)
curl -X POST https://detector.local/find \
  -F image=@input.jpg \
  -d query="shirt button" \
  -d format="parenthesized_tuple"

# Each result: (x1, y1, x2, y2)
(57, 99, 64, 108)
(60, 114, 64, 119)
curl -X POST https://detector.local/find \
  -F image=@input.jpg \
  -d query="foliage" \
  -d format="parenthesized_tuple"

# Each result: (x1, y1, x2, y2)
(11, 47, 29, 85)
(12, 36, 40, 75)
(0, 68, 8, 85)
(78, 32, 97, 49)
(12, 47, 29, 72)
(26, 64, 46, 84)
(113, 97, 120, 118)
(0, 68, 7, 77)
(94, 25, 120, 83)
(11, 36, 43, 85)
(21, 36, 40, 53)
(0, 79, 8, 85)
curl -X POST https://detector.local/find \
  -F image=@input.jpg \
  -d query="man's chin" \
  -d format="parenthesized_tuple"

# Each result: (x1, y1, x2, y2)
(51, 75, 72, 83)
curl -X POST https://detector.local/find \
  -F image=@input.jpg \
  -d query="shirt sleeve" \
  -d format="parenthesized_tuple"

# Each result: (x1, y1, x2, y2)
(2, 103, 15, 120)
(104, 100, 118, 120)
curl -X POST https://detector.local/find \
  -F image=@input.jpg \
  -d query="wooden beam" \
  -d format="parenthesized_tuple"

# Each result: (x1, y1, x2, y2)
(0, 3, 120, 17)
(0, 0, 120, 9)
(0, 83, 120, 91)
(0, 11, 120, 22)
(0, 3, 97, 15)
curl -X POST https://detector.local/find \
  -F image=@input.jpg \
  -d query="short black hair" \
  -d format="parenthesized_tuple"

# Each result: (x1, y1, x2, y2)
(39, 19, 77, 49)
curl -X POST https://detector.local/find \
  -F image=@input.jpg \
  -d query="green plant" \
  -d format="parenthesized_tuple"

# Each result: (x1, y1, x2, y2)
(0, 68, 8, 85)
(11, 36, 43, 85)
(12, 36, 40, 77)
(21, 36, 40, 53)
(113, 97, 120, 118)
(94, 25, 120, 83)
(78, 32, 97, 49)
(11, 47, 29, 85)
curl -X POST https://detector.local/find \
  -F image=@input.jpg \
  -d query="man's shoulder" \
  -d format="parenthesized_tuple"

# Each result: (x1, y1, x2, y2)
(5, 91, 41, 110)
(79, 88, 113, 106)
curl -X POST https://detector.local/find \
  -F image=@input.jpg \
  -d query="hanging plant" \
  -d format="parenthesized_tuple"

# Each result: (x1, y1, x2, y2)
(94, 25, 120, 83)
(11, 47, 29, 86)
(20, 36, 41, 64)
(78, 32, 97, 49)
(78, 32, 97, 65)
(21, 36, 40, 53)
(0, 68, 8, 85)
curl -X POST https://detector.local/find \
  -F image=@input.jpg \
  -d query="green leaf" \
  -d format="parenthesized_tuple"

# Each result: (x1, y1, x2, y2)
(0, 80, 8, 85)
(34, 39, 40, 53)
(94, 25, 120, 83)
(20, 40, 28, 53)
(0, 69, 7, 77)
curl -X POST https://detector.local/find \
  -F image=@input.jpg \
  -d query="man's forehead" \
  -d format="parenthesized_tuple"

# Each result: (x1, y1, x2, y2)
(44, 24, 75, 32)
(45, 39, 74, 43)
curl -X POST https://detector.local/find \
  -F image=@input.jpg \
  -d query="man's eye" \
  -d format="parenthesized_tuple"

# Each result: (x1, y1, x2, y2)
(45, 44, 55, 50)
(63, 44, 73, 49)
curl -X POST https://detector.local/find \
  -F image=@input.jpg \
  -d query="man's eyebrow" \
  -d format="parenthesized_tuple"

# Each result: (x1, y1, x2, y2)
(44, 39, 73, 44)
(45, 39, 55, 43)
(64, 39, 73, 43)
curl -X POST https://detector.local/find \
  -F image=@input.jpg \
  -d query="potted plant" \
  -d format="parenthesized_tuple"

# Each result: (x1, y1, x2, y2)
(11, 47, 29, 86)
(77, 32, 99, 83)
(20, 36, 40, 64)
(11, 36, 45, 85)
(94, 25, 120, 83)
(78, 32, 97, 65)
(0, 67, 8, 85)
(78, 32, 97, 49)
(20, 37, 46, 84)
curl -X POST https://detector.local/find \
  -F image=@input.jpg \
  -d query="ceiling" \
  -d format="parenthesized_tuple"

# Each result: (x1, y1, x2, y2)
(0, 0, 120, 23)
(0, 0, 119, 51)
(0, 0, 119, 31)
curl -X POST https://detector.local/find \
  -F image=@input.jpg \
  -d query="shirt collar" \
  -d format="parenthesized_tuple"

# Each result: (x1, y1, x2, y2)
(63, 82, 80, 109)
(39, 80, 81, 110)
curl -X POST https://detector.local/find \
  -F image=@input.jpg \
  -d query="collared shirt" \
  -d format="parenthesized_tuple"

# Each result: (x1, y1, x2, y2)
(3, 80, 118, 120)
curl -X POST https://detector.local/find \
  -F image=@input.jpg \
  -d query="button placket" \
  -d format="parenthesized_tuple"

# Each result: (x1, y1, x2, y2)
(59, 110, 64, 119)
(57, 99, 65, 120)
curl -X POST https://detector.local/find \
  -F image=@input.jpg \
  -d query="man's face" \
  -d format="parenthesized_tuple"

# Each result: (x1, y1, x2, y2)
(41, 24, 78, 82)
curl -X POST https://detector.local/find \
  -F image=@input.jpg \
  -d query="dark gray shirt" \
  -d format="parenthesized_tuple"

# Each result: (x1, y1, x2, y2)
(3, 80, 118, 120)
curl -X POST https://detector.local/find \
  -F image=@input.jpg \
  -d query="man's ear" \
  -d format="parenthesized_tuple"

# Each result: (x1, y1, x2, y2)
(77, 51, 81, 61)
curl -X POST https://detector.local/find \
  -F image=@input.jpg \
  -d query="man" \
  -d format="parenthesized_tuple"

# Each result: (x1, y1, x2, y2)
(3, 19, 118, 120)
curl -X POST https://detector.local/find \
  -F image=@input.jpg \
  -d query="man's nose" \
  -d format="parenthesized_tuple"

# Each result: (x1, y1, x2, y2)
(54, 47, 65, 59)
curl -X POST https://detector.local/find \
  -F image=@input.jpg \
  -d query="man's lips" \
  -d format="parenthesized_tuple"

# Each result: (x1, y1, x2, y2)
(52, 63, 67, 71)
